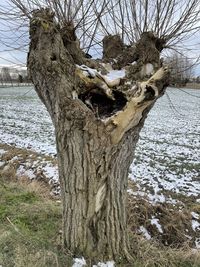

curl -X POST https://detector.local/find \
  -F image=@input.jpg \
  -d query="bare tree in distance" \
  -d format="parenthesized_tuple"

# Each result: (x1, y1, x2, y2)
(1, 66, 12, 84)
(1, 0, 200, 262)
(166, 52, 194, 86)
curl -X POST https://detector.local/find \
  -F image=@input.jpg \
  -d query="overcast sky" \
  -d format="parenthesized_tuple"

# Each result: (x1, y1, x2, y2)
(0, 0, 199, 76)
(0, 0, 28, 67)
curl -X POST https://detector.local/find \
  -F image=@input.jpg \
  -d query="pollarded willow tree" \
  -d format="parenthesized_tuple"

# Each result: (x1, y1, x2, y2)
(3, 0, 200, 261)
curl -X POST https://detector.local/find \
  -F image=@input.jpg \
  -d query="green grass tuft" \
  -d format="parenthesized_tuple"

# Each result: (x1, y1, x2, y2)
(0, 177, 72, 267)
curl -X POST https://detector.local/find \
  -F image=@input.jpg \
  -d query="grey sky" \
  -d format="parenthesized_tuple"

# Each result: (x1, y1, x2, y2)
(0, 0, 199, 76)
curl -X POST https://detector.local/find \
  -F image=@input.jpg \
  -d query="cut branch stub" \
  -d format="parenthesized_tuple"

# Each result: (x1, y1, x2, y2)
(102, 35, 124, 60)
(60, 23, 86, 65)
(28, 8, 77, 115)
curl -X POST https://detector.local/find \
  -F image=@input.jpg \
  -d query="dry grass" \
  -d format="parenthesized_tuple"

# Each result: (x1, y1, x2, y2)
(0, 143, 56, 163)
(0, 165, 52, 200)
(0, 143, 58, 196)
(127, 194, 197, 248)
(185, 83, 200, 89)
(18, 176, 53, 199)
(14, 246, 61, 267)
(1, 164, 17, 181)
(126, 178, 200, 249)
(192, 204, 200, 214)
(129, 236, 200, 267)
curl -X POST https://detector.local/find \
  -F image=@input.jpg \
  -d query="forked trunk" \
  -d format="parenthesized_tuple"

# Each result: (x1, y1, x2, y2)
(28, 9, 169, 261)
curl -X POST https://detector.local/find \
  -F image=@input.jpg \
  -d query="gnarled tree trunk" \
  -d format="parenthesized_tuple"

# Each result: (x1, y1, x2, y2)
(28, 9, 169, 261)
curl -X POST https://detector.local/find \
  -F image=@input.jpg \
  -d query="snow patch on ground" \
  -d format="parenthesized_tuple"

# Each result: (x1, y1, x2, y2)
(0, 144, 59, 194)
(127, 188, 178, 205)
(192, 220, 200, 231)
(129, 88, 200, 201)
(0, 149, 5, 155)
(72, 258, 115, 267)
(150, 217, 163, 233)
(191, 212, 199, 220)
(16, 165, 35, 179)
(195, 238, 200, 249)
(43, 164, 58, 182)
(72, 258, 86, 267)
(94, 261, 115, 267)
(139, 226, 151, 240)
(0, 86, 56, 155)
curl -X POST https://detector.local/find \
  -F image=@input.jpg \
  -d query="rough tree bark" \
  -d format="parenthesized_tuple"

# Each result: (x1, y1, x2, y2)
(28, 9, 169, 261)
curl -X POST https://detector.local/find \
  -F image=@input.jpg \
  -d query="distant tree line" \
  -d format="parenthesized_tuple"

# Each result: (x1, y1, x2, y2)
(195, 76, 200, 83)
(0, 66, 31, 85)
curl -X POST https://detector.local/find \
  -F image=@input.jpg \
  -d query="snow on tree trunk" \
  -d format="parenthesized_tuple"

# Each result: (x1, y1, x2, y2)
(27, 8, 169, 261)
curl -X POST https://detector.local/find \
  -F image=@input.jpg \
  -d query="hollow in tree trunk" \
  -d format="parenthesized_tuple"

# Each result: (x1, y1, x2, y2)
(28, 9, 169, 262)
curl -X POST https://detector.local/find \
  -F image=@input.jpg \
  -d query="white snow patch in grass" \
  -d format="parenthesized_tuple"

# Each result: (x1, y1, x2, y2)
(192, 220, 200, 231)
(93, 261, 115, 267)
(0, 149, 6, 155)
(150, 217, 163, 233)
(72, 257, 86, 267)
(191, 212, 199, 220)
(139, 226, 151, 240)
(195, 238, 200, 249)
(127, 188, 178, 205)
(43, 164, 58, 182)
(0, 161, 4, 167)
(11, 156, 19, 161)
(72, 258, 115, 267)
(16, 165, 35, 179)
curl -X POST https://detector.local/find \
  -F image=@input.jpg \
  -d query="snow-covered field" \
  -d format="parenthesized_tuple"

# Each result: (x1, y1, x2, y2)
(0, 86, 200, 200)
(130, 87, 200, 202)
(0, 86, 56, 154)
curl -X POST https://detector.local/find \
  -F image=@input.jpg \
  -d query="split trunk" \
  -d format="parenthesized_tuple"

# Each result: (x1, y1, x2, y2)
(28, 9, 169, 261)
